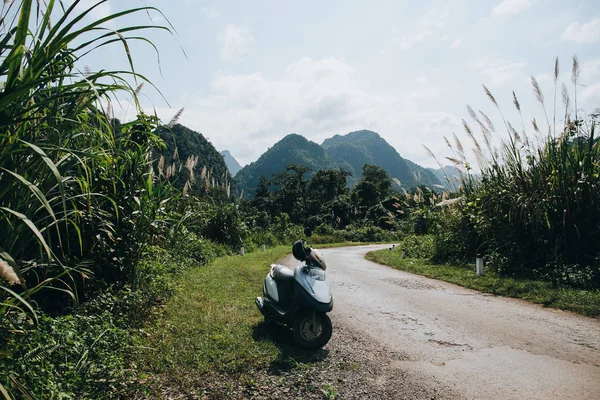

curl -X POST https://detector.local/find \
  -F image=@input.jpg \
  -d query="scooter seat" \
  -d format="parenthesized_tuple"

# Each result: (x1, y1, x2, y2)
(270, 264, 295, 282)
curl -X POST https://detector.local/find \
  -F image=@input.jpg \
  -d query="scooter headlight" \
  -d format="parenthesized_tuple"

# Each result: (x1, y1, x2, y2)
(308, 268, 326, 281)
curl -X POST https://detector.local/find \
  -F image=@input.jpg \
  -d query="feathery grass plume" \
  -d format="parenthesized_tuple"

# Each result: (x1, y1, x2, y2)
(168, 107, 184, 128)
(183, 180, 190, 195)
(227, 183, 231, 198)
(443, 136, 453, 151)
(571, 56, 580, 128)
(553, 57, 559, 136)
(483, 85, 498, 106)
(483, 84, 512, 138)
(239, 189, 244, 199)
(532, 118, 540, 134)
(205, 177, 210, 192)
(446, 157, 462, 165)
(200, 165, 207, 180)
(134, 82, 145, 96)
(462, 119, 484, 159)
(512, 91, 521, 112)
(185, 155, 197, 182)
(0, 259, 20, 286)
(392, 177, 402, 187)
(531, 75, 551, 134)
(508, 121, 520, 143)
(478, 110, 496, 133)
(453, 132, 466, 161)
(158, 155, 165, 177)
(466, 105, 478, 121)
(105, 100, 114, 120)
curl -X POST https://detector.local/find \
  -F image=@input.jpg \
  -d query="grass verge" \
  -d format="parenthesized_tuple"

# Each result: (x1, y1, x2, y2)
(367, 249, 600, 317)
(136, 245, 333, 394)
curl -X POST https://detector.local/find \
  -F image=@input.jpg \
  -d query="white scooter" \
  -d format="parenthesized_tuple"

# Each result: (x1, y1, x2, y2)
(255, 229, 333, 348)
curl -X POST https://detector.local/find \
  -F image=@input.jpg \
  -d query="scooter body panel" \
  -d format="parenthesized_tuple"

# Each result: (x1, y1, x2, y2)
(264, 273, 279, 302)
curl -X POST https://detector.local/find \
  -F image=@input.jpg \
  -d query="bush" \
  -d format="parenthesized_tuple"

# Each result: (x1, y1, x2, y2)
(400, 234, 435, 259)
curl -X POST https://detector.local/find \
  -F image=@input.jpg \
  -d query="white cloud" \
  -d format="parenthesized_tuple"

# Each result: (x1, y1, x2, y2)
(581, 59, 600, 83)
(478, 61, 529, 87)
(580, 82, 600, 107)
(450, 37, 462, 48)
(393, 30, 432, 50)
(150, 58, 461, 168)
(218, 25, 254, 61)
(391, 7, 448, 51)
(201, 7, 219, 19)
(562, 18, 600, 43)
(491, 0, 536, 17)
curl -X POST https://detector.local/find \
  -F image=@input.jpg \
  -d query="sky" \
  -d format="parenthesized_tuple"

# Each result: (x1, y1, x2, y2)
(78, 0, 600, 168)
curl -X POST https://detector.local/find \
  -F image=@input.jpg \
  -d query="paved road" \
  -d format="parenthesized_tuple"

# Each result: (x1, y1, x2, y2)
(304, 244, 600, 399)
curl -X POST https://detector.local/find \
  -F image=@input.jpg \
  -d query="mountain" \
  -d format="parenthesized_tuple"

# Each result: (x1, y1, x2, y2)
(220, 150, 242, 176)
(322, 130, 440, 188)
(234, 134, 338, 196)
(157, 124, 233, 192)
(427, 165, 463, 189)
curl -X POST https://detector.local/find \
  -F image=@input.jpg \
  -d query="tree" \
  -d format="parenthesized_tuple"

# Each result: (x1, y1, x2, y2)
(251, 175, 272, 213)
(272, 164, 311, 223)
(351, 165, 391, 216)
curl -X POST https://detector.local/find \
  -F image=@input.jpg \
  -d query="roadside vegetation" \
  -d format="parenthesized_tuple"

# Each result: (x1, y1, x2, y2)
(367, 236, 600, 316)
(1, 0, 598, 398)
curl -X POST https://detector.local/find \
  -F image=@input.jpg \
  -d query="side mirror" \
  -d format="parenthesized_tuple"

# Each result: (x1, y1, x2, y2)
(304, 227, 312, 237)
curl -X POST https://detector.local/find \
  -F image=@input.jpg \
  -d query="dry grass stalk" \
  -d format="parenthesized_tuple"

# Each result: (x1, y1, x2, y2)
(512, 91, 521, 112)
(452, 132, 467, 161)
(168, 107, 184, 129)
(158, 155, 165, 177)
(466, 105, 478, 121)
(482, 85, 498, 106)
(571, 56, 580, 127)
(479, 110, 495, 133)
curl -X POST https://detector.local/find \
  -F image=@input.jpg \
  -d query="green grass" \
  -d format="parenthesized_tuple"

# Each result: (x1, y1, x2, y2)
(367, 249, 600, 317)
(140, 247, 289, 376)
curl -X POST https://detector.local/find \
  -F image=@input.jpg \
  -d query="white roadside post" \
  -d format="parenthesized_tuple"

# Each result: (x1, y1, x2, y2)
(262, 244, 266, 251)
(241, 246, 245, 256)
(402, 250, 406, 259)
(476, 254, 484, 276)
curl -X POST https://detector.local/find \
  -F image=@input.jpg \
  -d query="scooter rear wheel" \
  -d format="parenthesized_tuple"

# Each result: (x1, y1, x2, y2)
(293, 312, 332, 349)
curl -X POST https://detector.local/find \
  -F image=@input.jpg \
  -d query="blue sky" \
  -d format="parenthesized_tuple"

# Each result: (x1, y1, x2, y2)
(81, 0, 600, 168)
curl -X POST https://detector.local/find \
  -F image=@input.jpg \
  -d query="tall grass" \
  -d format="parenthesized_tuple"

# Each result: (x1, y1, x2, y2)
(0, 0, 171, 322)
(434, 57, 600, 288)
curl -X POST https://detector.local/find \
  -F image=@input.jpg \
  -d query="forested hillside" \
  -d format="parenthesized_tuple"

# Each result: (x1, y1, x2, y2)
(236, 130, 441, 196)
(235, 134, 338, 196)
(322, 130, 440, 187)
(157, 124, 234, 194)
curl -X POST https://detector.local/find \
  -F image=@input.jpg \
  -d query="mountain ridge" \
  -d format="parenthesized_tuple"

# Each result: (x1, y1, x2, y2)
(220, 150, 242, 176)
(235, 130, 442, 197)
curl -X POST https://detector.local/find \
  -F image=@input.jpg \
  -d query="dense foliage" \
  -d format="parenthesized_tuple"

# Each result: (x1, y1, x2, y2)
(426, 59, 600, 289)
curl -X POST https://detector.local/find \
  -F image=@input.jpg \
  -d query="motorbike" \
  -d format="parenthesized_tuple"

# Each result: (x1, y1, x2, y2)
(255, 229, 333, 348)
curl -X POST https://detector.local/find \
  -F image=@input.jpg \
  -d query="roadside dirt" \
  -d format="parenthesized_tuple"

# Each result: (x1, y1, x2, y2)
(154, 321, 455, 399)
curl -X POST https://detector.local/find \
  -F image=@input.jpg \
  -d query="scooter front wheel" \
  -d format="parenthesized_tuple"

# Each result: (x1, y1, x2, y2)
(293, 312, 332, 349)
